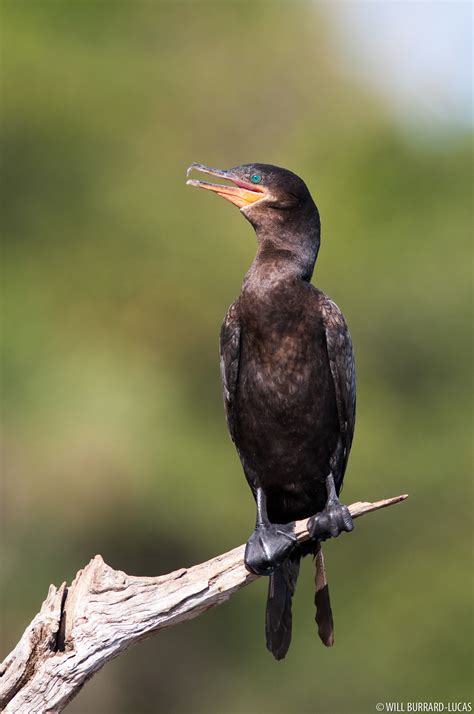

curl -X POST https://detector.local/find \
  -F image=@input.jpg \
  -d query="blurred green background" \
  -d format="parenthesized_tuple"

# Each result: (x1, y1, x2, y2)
(1, 2, 472, 713)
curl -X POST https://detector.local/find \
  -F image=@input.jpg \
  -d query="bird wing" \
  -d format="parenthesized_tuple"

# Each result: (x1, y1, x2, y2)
(219, 300, 241, 444)
(320, 295, 356, 480)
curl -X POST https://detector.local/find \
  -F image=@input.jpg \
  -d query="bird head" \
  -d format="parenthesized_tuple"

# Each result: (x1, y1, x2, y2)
(186, 162, 314, 220)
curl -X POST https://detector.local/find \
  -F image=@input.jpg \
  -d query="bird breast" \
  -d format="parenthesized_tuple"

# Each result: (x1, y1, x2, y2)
(238, 284, 330, 411)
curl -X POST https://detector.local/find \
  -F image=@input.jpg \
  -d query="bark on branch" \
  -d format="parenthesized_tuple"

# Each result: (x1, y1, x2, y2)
(0, 494, 407, 713)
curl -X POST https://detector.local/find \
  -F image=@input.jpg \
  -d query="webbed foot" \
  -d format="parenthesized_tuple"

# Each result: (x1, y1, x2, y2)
(307, 502, 353, 542)
(244, 521, 297, 576)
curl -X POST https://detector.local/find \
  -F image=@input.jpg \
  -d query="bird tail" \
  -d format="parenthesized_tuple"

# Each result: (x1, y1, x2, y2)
(265, 552, 301, 660)
(314, 542, 334, 647)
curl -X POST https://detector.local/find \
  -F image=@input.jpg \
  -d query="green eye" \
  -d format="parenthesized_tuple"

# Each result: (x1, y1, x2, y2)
(250, 174, 262, 184)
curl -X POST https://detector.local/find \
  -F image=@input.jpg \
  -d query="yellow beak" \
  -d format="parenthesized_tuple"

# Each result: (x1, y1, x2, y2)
(186, 163, 265, 208)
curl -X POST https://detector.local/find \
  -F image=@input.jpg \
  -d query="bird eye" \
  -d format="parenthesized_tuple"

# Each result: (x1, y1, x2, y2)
(250, 174, 262, 184)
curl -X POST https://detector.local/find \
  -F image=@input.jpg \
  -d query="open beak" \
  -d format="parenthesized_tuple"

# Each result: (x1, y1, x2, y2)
(186, 163, 266, 209)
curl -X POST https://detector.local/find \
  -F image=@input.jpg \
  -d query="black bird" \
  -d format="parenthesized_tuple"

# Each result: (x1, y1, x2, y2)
(187, 163, 356, 659)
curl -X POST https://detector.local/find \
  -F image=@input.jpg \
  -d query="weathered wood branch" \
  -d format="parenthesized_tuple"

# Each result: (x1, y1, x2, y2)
(0, 494, 407, 713)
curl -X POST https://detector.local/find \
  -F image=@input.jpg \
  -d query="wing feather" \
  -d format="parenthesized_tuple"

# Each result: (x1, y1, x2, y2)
(219, 300, 241, 444)
(320, 296, 356, 480)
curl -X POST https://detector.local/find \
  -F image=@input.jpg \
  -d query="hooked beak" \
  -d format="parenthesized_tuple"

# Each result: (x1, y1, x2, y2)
(186, 163, 266, 209)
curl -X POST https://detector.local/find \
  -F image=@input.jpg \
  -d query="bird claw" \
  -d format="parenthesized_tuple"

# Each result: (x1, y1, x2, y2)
(307, 502, 354, 542)
(244, 522, 297, 576)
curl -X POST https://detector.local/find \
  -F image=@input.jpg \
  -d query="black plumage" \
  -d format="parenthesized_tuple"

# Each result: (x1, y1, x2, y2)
(187, 162, 356, 659)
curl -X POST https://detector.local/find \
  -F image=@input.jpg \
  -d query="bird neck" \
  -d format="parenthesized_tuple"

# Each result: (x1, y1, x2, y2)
(244, 198, 321, 284)
(243, 243, 318, 296)
(252, 219, 320, 284)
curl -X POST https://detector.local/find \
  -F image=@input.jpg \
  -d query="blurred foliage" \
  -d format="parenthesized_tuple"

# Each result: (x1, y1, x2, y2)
(1, 2, 472, 713)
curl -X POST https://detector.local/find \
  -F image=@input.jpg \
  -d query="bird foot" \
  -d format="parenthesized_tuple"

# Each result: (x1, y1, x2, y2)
(244, 522, 297, 576)
(307, 502, 354, 542)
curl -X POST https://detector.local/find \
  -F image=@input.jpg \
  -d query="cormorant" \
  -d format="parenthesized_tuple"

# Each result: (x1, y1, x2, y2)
(187, 163, 356, 659)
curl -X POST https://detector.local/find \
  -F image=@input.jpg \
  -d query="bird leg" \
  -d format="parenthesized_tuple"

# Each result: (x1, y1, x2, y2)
(307, 473, 354, 542)
(244, 488, 297, 576)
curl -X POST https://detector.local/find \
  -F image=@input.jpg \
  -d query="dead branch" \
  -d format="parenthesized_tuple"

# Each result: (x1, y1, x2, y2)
(0, 494, 407, 713)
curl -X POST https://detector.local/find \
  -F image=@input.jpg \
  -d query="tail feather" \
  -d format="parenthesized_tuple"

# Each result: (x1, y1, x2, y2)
(314, 542, 334, 647)
(265, 554, 300, 660)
